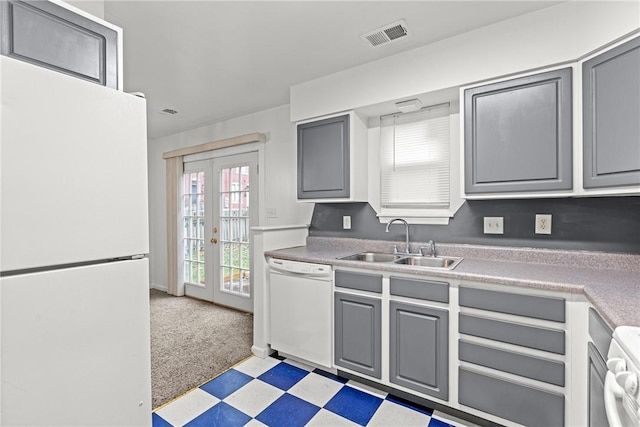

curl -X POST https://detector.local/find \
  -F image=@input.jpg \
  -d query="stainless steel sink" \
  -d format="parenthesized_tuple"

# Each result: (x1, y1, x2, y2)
(339, 252, 404, 263)
(394, 255, 463, 269)
(339, 252, 463, 269)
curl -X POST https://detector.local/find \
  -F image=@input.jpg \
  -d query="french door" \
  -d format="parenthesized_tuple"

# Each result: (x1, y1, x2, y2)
(182, 152, 257, 312)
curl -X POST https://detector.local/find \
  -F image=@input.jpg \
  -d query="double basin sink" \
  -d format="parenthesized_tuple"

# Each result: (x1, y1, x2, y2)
(339, 251, 463, 270)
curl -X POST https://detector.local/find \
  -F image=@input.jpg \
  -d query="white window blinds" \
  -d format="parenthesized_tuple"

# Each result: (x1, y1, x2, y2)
(380, 103, 450, 209)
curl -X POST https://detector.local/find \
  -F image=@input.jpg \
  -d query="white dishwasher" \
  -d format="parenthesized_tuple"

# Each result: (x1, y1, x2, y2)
(268, 258, 333, 368)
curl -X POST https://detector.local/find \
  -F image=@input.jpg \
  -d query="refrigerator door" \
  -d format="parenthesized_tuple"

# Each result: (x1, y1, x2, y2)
(0, 56, 149, 272)
(1, 259, 151, 426)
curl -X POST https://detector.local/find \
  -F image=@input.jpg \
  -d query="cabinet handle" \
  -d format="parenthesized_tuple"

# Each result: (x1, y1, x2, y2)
(211, 238, 218, 244)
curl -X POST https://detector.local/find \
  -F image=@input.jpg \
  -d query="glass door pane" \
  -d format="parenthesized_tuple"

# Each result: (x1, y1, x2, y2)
(219, 164, 250, 298)
(182, 171, 206, 285)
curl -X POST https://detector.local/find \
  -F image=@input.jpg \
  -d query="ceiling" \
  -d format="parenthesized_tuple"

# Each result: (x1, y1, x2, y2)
(104, 1, 564, 139)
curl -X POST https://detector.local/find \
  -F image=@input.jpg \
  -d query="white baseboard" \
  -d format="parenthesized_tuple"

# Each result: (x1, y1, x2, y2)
(251, 345, 274, 359)
(150, 283, 167, 292)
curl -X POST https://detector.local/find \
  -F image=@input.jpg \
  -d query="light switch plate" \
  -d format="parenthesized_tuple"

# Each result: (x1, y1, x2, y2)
(343, 216, 351, 230)
(266, 208, 278, 218)
(484, 217, 504, 234)
(535, 214, 552, 234)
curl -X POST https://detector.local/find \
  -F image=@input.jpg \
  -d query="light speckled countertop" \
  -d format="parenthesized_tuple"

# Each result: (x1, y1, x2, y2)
(265, 237, 640, 329)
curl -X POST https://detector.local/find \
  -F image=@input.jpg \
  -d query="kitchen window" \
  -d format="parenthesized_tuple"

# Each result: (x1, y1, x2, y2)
(377, 102, 462, 224)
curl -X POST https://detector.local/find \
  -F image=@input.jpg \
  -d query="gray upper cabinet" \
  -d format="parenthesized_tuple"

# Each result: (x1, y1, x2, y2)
(298, 114, 350, 199)
(582, 36, 640, 190)
(297, 111, 368, 201)
(0, 0, 119, 89)
(464, 68, 573, 195)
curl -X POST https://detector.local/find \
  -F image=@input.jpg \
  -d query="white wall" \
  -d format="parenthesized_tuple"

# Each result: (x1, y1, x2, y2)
(290, 1, 640, 121)
(147, 104, 313, 290)
(63, 0, 104, 19)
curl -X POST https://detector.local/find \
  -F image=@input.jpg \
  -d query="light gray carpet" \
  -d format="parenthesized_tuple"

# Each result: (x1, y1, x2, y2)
(150, 289, 253, 408)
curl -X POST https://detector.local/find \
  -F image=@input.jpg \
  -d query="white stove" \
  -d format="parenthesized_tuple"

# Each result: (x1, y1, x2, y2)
(606, 326, 640, 427)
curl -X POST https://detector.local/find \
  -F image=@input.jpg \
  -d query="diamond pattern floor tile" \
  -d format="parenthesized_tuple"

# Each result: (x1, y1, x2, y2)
(257, 361, 310, 391)
(200, 369, 253, 399)
(152, 356, 477, 427)
(184, 402, 251, 427)
(306, 408, 359, 426)
(367, 399, 432, 426)
(233, 355, 280, 378)
(288, 372, 345, 407)
(324, 385, 384, 426)
(255, 393, 320, 427)
(155, 388, 219, 426)
(224, 379, 284, 417)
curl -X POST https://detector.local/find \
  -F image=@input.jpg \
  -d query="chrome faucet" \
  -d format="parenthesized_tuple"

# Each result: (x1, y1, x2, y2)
(385, 218, 410, 254)
(420, 240, 436, 257)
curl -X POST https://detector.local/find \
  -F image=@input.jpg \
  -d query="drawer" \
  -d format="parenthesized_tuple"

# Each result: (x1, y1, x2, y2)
(390, 276, 449, 303)
(335, 270, 382, 293)
(459, 340, 565, 386)
(459, 368, 564, 427)
(459, 286, 565, 322)
(459, 313, 565, 354)
(589, 308, 613, 359)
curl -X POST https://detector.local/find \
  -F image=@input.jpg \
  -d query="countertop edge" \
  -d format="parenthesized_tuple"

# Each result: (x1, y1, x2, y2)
(265, 242, 640, 329)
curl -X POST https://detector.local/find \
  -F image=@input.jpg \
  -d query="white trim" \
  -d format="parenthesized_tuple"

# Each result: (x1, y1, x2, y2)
(251, 224, 310, 232)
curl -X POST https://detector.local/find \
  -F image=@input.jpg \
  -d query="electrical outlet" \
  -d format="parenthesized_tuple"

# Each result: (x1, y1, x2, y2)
(266, 208, 278, 218)
(343, 216, 351, 230)
(483, 217, 504, 234)
(535, 214, 552, 234)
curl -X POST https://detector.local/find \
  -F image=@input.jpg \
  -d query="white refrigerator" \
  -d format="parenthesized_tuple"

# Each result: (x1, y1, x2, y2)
(0, 55, 152, 426)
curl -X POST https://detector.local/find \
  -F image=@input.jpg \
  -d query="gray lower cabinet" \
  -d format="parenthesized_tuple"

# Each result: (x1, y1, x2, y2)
(459, 368, 565, 427)
(459, 286, 565, 323)
(588, 343, 609, 427)
(297, 114, 350, 199)
(459, 340, 565, 387)
(334, 292, 381, 379)
(389, 301, 448, 400)
(459, 313, 566, 355)
(458, 284, 567, 425)
(588, 308, 612, 427)
(464, 67, 572, 194)
(0, 0, 118, 89)
(582, 36, 640, 190)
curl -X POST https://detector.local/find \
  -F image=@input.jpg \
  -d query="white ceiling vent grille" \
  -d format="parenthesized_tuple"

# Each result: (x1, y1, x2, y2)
(160, 108, 179, 115)
(361, 19, 408, 48)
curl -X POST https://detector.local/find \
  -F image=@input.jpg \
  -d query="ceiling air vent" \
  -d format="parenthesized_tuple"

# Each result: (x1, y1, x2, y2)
(160, 108, 179, 115)
(361, 19, 408, 48)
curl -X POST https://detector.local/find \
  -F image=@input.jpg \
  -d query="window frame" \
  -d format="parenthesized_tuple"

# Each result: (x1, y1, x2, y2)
(369, 102, 464, 225)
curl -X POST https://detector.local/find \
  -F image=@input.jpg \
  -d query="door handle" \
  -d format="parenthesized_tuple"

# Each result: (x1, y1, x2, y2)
(211, 238, 218, 244)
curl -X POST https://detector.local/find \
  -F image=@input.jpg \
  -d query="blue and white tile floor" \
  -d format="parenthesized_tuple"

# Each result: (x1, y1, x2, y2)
(153, 356, 477, 427)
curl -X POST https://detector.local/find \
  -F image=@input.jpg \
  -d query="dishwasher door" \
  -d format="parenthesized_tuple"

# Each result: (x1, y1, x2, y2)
(269, 267, 332, 368)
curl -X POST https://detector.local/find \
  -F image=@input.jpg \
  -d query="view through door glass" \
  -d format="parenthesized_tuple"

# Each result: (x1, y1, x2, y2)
(183, 170, 206, 286)
(220, 165, 250, 297)
(182, 160, 214, 302)
(212, 152, 257, 312)
(181, 153, 256, 311)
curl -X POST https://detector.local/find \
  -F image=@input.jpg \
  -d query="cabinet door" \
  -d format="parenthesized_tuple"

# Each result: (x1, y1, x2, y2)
(587, 343, 609, 427)
(583, 36, 640, 190)
(297, 114, 349, 199)
(464, 68, 572, 194)
(334, 292, 381, 378)
(389, 301, 448, 400)
(459, 368, 564, 426)
(0, 0, 119, 89)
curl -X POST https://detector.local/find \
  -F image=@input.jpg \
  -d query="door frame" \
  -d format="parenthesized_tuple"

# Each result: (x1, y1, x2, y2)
(181, 142, 265, 313)
(210, 152, 258, 312)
